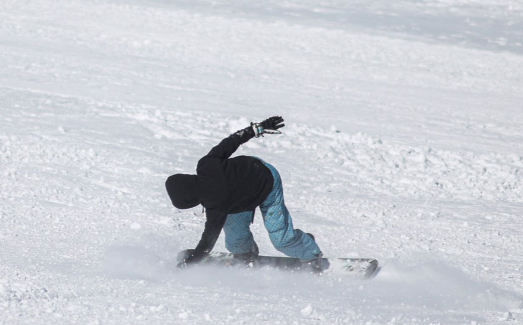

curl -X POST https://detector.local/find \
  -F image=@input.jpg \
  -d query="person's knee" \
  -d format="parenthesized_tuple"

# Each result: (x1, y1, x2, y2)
(227, 234, 250, 246)
(226, 236, 253, 254)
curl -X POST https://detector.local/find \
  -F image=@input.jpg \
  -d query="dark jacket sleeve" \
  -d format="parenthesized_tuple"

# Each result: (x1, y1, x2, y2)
(205, 126, 254, 160)
(194, 209, 228, 254)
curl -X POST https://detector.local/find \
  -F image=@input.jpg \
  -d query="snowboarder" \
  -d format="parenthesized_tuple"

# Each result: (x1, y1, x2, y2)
(166, 116, 323, 271)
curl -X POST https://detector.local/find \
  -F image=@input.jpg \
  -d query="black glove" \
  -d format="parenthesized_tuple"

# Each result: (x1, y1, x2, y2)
(251, 116, 285, 138)
(176, 249, 208, 268)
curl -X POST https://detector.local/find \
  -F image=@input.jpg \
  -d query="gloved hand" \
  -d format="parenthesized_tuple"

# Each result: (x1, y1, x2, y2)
(251, 116, 285, 138)
(176, 249, 208, 268)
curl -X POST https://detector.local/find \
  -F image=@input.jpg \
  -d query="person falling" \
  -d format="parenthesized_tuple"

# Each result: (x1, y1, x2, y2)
(166, 116, 322, 272)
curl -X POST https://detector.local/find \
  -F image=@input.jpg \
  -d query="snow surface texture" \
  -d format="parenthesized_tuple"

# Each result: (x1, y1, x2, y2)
(1, 0, 522, 324)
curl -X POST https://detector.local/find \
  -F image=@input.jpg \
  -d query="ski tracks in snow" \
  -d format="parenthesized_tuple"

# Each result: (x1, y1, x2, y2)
(1, 89, 523, 324)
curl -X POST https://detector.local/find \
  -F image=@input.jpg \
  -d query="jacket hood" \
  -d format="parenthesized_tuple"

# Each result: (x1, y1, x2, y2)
(165, 174, 199, 209)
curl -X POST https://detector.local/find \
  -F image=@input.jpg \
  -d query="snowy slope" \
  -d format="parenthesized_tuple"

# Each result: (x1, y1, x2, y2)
(1, 0, 522, 324)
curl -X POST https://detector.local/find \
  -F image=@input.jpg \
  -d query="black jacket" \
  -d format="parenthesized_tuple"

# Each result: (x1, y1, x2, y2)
(194, 127, 274, 254)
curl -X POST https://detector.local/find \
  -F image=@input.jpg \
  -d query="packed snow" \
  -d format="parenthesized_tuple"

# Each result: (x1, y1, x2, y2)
(1, 0, 522, 324)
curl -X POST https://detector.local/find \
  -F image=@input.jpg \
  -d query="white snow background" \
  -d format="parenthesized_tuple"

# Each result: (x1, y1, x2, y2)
(1, 0, 523, 324)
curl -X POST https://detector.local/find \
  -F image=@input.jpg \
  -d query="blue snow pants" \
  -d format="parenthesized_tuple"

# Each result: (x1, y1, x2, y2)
(223, 160, 321, 261)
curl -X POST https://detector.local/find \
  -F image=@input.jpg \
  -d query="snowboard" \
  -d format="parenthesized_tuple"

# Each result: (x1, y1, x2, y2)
(177, 250, 379, 279)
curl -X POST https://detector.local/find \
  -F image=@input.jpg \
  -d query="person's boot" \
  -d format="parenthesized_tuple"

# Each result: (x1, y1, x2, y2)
(301, 233, 322, 273)
(233, 241, 259, 266)
(301, 252, 323, 274)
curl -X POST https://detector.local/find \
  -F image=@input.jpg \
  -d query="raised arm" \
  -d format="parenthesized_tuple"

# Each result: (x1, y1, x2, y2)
(205, 116, 286, 160)
(205, 126, 254, 160)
